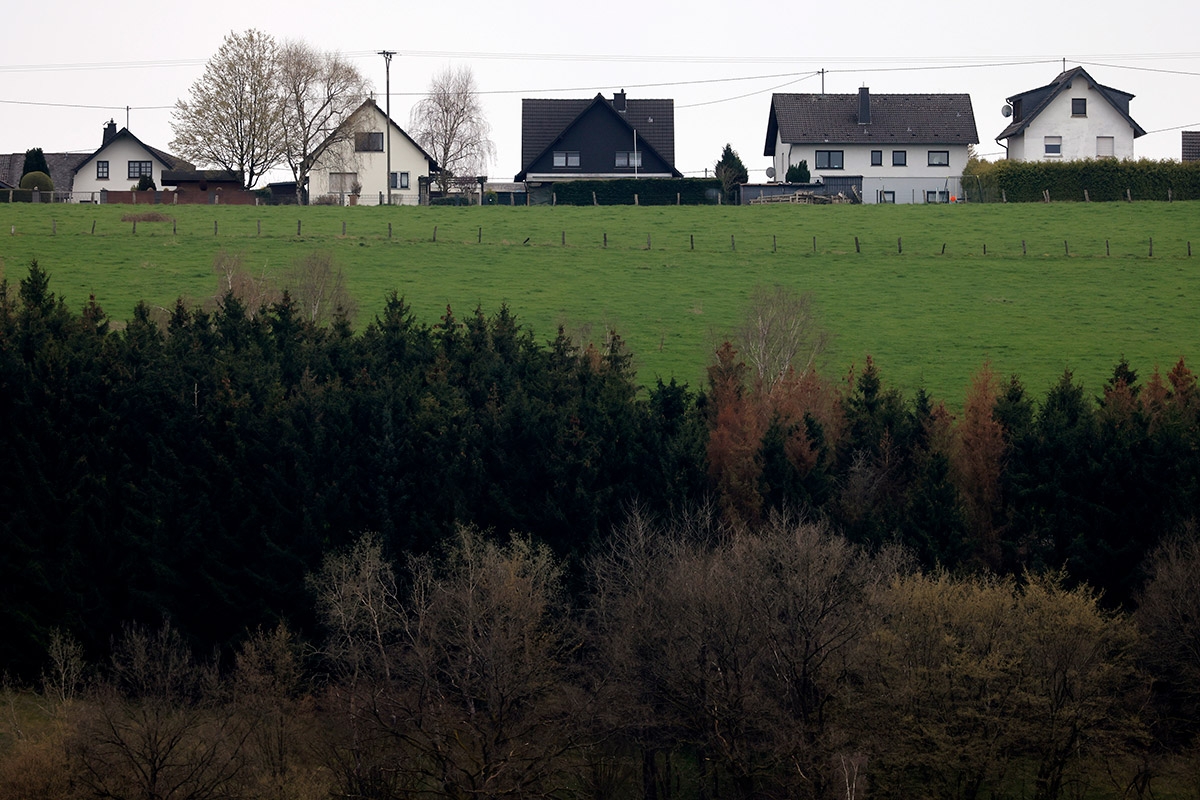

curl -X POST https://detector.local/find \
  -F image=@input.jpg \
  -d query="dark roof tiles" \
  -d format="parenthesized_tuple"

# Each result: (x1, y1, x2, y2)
(767, 92, 978, 154)
(520, 95, 676, 169)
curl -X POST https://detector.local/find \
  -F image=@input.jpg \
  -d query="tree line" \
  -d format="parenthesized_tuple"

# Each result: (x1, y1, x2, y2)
(3, 259, 1200, 796)
(3, 260, 1199, 674)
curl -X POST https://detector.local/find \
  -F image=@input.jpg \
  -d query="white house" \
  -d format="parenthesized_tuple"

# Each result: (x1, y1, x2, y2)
(997, 67, 1145, 162)
(307, 99, 438, 206)
(764, 88, 978, 204)
(72, 120, 193, 202)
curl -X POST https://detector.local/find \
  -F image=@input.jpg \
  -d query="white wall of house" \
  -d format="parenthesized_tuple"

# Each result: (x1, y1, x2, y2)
(309, 106, 432, 206)
(72, 139, 171, 202)
(774, 134, 971, 203)
(1010, 86, 1136, 161)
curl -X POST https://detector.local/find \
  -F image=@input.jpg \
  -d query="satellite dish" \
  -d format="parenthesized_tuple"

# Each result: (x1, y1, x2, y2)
(1001, 104, 1013, 118)
(766, 166, 776, 180)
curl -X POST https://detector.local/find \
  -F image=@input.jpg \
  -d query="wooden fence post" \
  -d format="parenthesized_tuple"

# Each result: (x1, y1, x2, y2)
(1022, 239, 1027, 255)
(635, 193, 639, 206)
(298, 220, 302, 236)
(478, 227, 482, 243)
(91, 220, 96, 235)
(562, 231, 566, 246)
(603, 232, 607, 248)
(389, 222, 393, 238)
(1084, 189, 1090, 202)
(690, 234, 694, 250)
(854, 236, 860, 253)
(897, 237, 902, 254)
(257, 220, 261, 236)
(342, 221, 346, 236)
(433, 225, 437, 242)
(592, 191, 597, 206)
(1064, 240, 1069, 256)
(1149, 238, 1153, 257)
(646, 233, 651, 250)
(1106, 239, 1110, 256)
(214, 220, 218, 236)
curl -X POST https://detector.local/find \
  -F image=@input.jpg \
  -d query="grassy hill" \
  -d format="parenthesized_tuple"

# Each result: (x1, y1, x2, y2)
(2, 201, 1197, 403)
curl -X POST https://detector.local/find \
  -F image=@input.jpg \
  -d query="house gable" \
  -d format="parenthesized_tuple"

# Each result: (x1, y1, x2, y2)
(516, 93, 681, 181)
(307, 99, 439, 204)
(997, 67, 1145, 158)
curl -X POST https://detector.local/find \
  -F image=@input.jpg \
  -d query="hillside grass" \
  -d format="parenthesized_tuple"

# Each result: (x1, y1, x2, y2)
(1, 201, 1197, 404)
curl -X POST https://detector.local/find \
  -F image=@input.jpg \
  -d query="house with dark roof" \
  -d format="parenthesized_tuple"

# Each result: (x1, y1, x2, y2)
(997, 67, 1145, 162)
(515, 91, 682, 183)
(307, 99, 438, 205)
(1181, 131, 1200, 162)
(72, 120, 193, 202)
(765, 88, 977, 204)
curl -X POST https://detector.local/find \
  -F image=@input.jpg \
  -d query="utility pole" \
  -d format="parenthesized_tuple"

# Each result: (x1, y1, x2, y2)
(378, 50, 396, 205)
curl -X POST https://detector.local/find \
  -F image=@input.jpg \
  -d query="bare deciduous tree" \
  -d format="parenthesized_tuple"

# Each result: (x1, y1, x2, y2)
(735, 285, 829, 390)
(277, 41, 370, 205)
(72, 622, 250, 800)
(409, 66, 495, 193)
(285, 251, 356, 326)
(171, 29, 285, 189)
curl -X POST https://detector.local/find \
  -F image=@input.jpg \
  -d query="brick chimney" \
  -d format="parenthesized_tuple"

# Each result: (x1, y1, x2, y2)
(103, 119, 118, 145)
(858, 87, 871, 125)
(613, 90, 627, 113)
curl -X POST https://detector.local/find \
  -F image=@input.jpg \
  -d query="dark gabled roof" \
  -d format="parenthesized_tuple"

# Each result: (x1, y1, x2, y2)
(310, 98, 439, 172)
(518, 93, 678, 176)
(765, 92, 978, 155)
(73, 127, 193, 175)
(997, 67, 1146, 141)
(0, 151, 90, 190)
(160, 169, 244, 185)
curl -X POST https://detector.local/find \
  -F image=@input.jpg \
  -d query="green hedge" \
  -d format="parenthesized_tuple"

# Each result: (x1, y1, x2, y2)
(963, 159, 1200, 203)
(547, 178, 723, 206)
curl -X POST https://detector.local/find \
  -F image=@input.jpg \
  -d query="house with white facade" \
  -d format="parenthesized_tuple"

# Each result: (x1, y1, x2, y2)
(764, 88, 978, 204)
(997, 67, 1145, 162)
(307, 99, 438, 206)
(72, 120, 193, 202)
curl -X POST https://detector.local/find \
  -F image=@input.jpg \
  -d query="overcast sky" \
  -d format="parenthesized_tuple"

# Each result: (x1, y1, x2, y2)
(3, 0, 1197, 185)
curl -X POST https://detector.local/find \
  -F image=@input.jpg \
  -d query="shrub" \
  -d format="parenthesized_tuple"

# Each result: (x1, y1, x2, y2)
(19, 171, 53, 191)
(134, 175, 157, 192)
(785, 161, 810, 184)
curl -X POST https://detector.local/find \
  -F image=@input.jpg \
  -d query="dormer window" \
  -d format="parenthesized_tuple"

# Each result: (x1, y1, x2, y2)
(1072, 98, 1087, 117)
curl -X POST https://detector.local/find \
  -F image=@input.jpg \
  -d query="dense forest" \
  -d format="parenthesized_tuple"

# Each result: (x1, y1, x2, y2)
(2, 260, 1200, 800)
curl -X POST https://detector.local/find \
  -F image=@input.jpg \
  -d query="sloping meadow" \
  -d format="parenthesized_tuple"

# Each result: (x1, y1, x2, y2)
(2, 200, 1197, 402)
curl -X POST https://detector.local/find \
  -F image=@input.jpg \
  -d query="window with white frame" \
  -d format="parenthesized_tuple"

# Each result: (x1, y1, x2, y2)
(553, 151, 580, 168)
(927, 150, 950, 166)
(815, 150, 843, 170)
(1096, 136, 1115, 158)
(127, 161, 152, 179)
(1044, 136, 1062, 157)
(389, 172, 410, 189)
(96, 160, 109, 179)
(892, 150, 907, 167)
(615, 151, 642, 167)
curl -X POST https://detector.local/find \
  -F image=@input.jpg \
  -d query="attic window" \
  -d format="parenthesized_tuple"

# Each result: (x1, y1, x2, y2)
(355, 132, 384, 152)
(553, 151, 580, 168)
(615, 151, 642, 168)
(1072, 98, 1087, 117)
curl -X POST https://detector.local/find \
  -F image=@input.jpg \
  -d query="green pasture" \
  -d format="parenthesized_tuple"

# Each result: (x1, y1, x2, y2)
(1, 201, 1197, 404)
